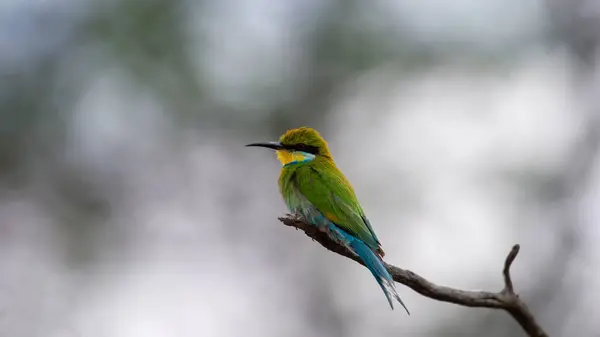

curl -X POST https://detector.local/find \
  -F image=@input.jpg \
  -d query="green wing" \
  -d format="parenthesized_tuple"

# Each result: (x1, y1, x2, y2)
(295, 162, 381, 250)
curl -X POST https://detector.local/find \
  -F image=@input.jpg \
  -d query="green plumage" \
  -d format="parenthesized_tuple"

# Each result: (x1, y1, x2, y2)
(279, 157, 382, 252)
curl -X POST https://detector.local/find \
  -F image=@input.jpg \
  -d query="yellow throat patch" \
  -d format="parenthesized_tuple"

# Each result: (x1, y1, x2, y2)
(276, 150, 315, 167)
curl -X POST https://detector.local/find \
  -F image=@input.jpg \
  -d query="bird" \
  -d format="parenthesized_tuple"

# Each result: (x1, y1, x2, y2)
(246, 127, 409, 313)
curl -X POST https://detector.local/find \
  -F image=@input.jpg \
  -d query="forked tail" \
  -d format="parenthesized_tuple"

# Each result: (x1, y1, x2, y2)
(350, 239, 410, 314)
(328, 225, 409, 313)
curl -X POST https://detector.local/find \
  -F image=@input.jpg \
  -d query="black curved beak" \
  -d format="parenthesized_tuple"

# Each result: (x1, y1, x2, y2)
(245, 141, 283, 150)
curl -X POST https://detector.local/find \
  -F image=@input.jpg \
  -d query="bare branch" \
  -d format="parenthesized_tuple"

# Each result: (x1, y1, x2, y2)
(502, 244, 520, 295)
(279, 216, 549, 337)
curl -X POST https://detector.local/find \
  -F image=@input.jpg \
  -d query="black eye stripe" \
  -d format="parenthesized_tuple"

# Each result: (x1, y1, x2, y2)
(282, 143, 319, 154)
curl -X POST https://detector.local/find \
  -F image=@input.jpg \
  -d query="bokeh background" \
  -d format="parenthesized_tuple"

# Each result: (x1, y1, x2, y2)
(1, 0, 600, 336)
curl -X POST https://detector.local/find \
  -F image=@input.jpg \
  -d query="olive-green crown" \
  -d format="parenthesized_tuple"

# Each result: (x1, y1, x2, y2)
(279, 127, 332, 157)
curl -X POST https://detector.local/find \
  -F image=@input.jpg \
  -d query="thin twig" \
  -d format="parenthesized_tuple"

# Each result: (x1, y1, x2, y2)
(503, 244, 520, 294)
(279, 216, 549, 337)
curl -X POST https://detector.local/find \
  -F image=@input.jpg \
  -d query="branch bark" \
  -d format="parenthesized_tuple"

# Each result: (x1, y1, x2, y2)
(279, 215, 549, 337)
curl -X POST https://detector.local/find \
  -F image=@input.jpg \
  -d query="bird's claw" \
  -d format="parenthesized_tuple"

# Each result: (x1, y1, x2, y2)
(286, 213, 305, 222)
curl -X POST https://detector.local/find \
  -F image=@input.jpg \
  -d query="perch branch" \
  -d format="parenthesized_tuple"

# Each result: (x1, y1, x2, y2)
(279, 216, 548, 337)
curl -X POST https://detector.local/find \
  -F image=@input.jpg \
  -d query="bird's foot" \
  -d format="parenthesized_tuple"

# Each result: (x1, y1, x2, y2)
(285, 213, 305, 222)
(317, 225, 329, 234)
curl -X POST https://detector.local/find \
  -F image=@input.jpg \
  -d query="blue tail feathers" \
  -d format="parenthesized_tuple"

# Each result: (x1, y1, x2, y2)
(328, 224, 410, 314)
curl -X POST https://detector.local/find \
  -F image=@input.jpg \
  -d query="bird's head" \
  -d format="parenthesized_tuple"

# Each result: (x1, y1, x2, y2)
(246, 127, 332, 167)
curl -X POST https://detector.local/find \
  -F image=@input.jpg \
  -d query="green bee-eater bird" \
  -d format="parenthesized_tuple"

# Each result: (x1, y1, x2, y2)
(246, 127, 409, 313)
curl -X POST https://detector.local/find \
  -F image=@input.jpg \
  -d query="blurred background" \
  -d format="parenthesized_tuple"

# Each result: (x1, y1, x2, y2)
(1, 0, 599, 336)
